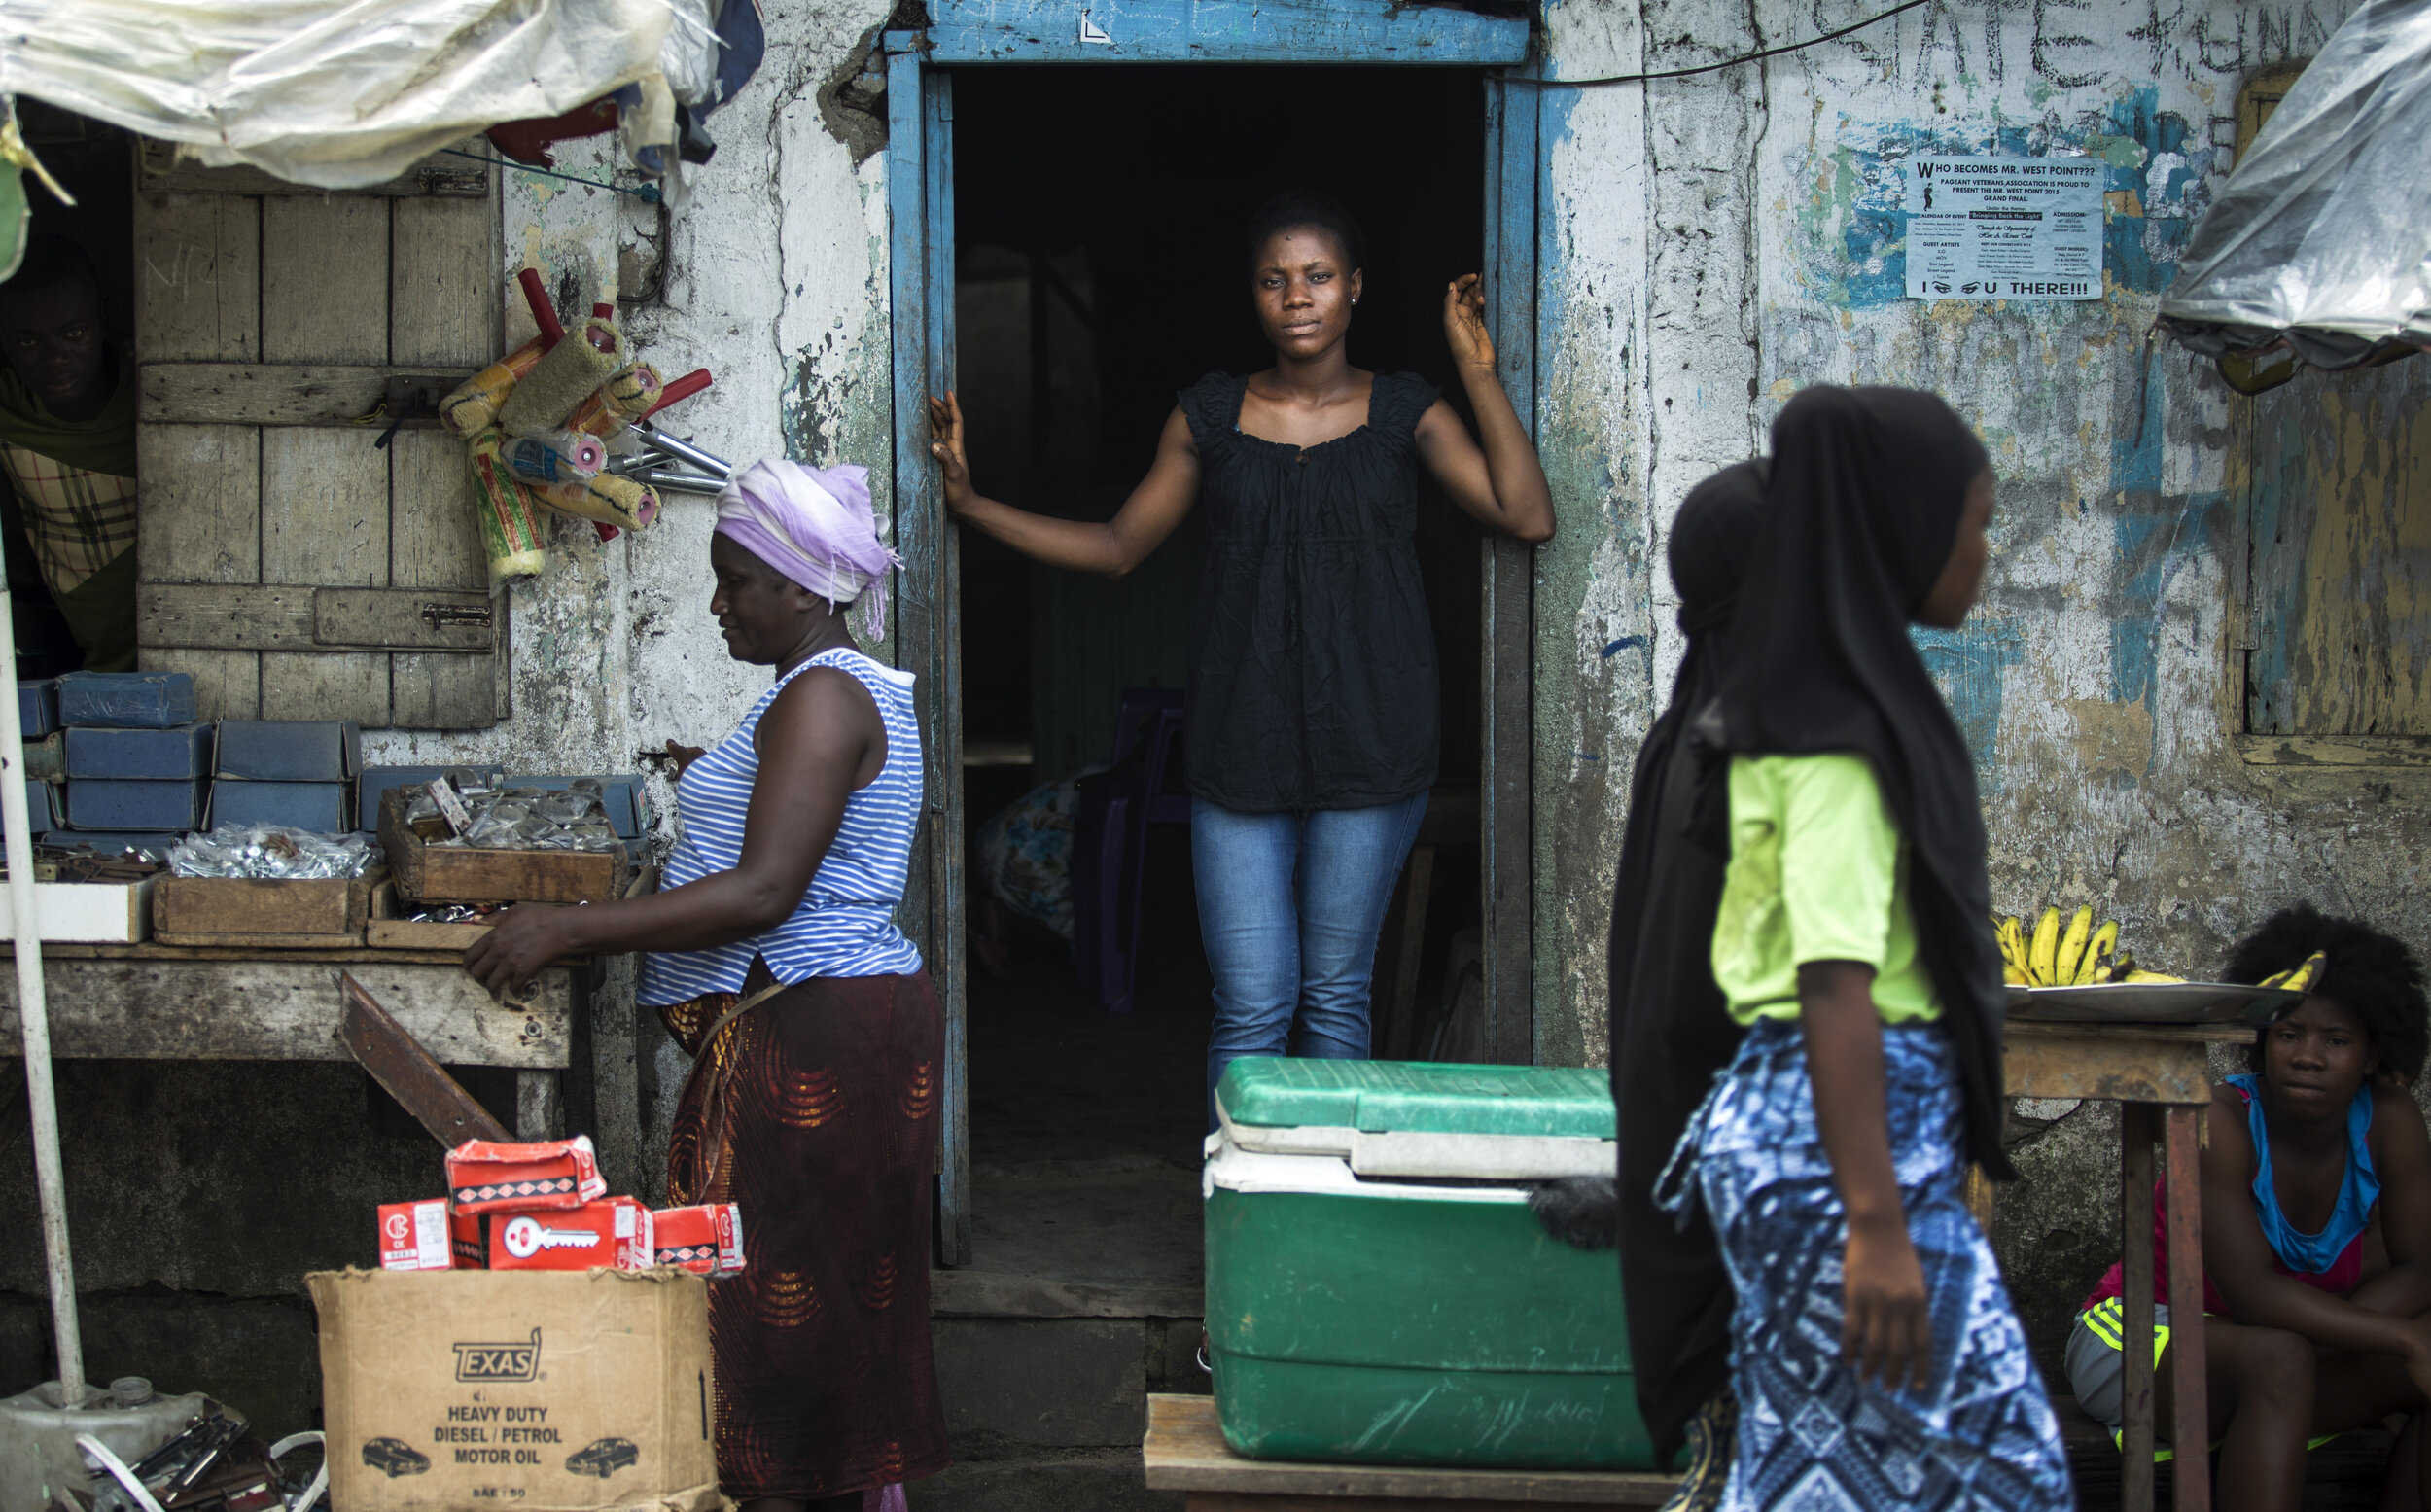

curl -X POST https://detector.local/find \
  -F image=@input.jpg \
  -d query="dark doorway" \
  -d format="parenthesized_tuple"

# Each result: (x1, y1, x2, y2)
(947, 65, 1489, 1301)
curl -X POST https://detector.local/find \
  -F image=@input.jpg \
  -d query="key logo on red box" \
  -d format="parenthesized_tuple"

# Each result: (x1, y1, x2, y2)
(485, 1197, 651, 1271)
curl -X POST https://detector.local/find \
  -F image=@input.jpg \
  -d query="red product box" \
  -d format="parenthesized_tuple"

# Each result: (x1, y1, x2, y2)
(445, 1134, 607, 1214)
(450, 1208, 485, 1268)
(377, 1199, 458, 1271)
(488, 1197, 652, 1271)
(652, 1203, 745, 1274)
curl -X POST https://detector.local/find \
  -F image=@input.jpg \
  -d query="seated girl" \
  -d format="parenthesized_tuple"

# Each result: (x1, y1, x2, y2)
(2064, 903, 2431, 1510)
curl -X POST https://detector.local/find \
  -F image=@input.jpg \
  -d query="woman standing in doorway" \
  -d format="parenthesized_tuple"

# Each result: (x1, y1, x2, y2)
(468, 459, 947, 1511)
(929, 192, 1554, 1124)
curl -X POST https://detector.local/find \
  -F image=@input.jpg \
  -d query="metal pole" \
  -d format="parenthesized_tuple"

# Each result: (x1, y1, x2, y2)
(0, 572, 83, 1404)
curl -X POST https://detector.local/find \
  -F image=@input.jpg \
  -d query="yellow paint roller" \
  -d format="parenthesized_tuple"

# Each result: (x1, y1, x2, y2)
(497, 305, 625, 437)
(529, 472, 661, 533)
(467, 429, 548, 586)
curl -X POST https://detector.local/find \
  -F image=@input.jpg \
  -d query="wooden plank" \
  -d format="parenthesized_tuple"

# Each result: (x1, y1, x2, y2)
(922, 0, 1530, 63)
(2001, 1032, 2213, 1105)
(137, 425, 261, 583)
(138, 139, 491, 197)
(0, 958, 571, 1066)
(263, 197, 391, 364)
(1142, 1396, 1672, 1504)
(368, 918, 494, 951)
(265, 428, 390, 584)
(138, 649, 260, 721)
(140, 584, 495, 652)
(134, 194, 259, 362)
(928, 68, 972, 1275)
(1479, 73, 1535, 1065)
(2165, 1107, 2210, 1512)
(2005, 1019, 2258, 1045)
(2121, 1105, 2157, 1509)
(340, 971, 512, 1145)
(391, 195, 501, 369)
(261, 649, 389, 724)
(141, 364, 460, 426)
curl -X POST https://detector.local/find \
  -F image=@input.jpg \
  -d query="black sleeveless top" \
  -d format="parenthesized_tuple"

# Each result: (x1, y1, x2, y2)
(1176, 369, 1441, 814)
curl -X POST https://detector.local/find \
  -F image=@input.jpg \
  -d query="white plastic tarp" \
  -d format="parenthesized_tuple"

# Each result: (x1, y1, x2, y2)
(2160, 0, 2431, 368)
(0, 0, 678, 190)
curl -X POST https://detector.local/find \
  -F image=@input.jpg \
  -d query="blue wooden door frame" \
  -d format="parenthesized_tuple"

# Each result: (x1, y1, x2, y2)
(887, 0, 1539, 1267)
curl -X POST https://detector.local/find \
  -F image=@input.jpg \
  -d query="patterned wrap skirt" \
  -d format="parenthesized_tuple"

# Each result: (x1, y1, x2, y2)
(1667, 1018, 2073, 1511)
(657, 968, 951, 1501)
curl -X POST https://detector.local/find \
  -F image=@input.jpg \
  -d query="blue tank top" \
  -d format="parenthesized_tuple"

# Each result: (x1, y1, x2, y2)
(2227, 1072, 2378, 1278)
(637, 648, 924, 1004)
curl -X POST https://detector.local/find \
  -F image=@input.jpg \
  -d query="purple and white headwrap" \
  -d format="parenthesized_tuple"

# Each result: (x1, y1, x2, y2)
(714, 459, 902, 639)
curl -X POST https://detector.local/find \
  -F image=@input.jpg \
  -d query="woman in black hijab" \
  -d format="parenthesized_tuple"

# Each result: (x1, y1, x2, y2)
(1665, 386, 2071, 1510)
(1607, 460, 1768, 1485)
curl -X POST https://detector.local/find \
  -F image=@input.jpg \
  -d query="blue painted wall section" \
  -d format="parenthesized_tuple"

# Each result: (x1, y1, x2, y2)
(1914, 620, 2022, 793)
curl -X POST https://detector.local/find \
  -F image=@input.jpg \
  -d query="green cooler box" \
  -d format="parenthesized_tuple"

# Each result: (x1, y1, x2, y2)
(1205, 1058, 1661, 1471)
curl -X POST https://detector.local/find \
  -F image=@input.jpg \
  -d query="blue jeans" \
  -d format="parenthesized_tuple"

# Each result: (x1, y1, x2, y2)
(1192, 791, 1430, 1129)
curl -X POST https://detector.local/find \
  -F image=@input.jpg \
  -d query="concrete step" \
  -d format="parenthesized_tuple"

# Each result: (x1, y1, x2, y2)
(933, 1316, 1207, 1448)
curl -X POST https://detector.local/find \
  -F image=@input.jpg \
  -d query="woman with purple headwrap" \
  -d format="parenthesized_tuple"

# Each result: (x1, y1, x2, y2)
(931, 192, 1554, 1126)
(468, 459, 947, 1512)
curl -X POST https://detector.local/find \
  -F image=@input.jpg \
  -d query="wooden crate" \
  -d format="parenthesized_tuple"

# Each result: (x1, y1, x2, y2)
(378, 790, 629, 906)
(152, 865, 387, 947)
(363, 861, 656, 950)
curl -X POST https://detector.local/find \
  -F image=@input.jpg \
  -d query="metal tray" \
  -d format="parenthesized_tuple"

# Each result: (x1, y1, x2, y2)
(2005, 981, 2303, 1025)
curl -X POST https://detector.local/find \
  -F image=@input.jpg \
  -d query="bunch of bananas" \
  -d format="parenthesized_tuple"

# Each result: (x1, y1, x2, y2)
(2258, 951, 2326, 995)
(1995, 905, 2180, 987)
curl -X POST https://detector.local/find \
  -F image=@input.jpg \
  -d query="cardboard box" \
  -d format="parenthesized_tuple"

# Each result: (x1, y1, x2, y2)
(55, 671, 195, 728)
(207, 779, 352, 834)
(379, 1200, 455, 1272)
(0, 876, 156, 943)
(18, 677, 57, 737)
(489, 1199, 652, 1272)
(215, 719, 362, 781)
(63, 722, 213, 780)
(307, 1268, 718, 1512)
(63, 777, 204, 831)
(446, 1136, 608, 1214)
(650, 1205, 743, 1275)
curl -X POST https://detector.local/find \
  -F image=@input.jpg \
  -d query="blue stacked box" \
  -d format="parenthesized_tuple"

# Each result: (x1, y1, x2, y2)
(210, 721, 360, 833)
(62, 717, 212, 831)
(18, 678, 57, 737)
(55, 672, 197, 729)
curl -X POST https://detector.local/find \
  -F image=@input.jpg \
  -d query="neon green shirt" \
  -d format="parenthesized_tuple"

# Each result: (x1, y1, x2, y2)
(1709, 752, 1941, 1026)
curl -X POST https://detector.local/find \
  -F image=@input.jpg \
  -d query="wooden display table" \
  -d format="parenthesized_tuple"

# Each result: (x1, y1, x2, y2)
(1143, 1394, 1679, 1509)
(2005, 1019, 2242, 1512)
(0, 942, 580, 1138)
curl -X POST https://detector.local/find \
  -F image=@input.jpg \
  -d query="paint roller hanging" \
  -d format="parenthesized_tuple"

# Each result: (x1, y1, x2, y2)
(435, 271, 721, 575)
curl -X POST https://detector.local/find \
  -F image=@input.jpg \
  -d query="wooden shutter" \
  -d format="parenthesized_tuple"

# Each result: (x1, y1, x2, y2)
(131, 142, 510, 727)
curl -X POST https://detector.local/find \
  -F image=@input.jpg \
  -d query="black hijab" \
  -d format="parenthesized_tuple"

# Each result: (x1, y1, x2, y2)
(1712, 384, 2009, 1178)
(1608, 459, 1768, 1461)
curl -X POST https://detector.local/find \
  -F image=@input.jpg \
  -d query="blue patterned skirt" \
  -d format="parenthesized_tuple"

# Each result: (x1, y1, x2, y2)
(1664, 1019, 2072, 1511)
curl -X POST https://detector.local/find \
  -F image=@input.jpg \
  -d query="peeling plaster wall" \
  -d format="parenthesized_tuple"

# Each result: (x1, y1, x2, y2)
(1535, 0, 2431, 1354)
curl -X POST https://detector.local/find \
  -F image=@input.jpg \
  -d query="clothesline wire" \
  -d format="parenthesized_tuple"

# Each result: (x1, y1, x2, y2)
(440, 148, 663, 202)
(1498, 0, 1934, 88)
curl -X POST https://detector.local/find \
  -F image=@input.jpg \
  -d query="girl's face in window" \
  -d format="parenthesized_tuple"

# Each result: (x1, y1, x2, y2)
(2262, 994, 2378, 1114)
(1251, 229, 1362, 362)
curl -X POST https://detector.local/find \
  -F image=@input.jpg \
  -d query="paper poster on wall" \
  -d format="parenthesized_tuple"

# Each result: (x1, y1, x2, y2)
(1904, 156, 2104, 300)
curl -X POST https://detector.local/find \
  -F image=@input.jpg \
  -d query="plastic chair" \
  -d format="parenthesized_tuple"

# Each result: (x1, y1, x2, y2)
(1074, 688, 1186, 1012)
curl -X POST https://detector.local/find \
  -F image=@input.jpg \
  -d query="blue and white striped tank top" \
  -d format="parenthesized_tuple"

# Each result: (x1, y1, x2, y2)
(637, 648, 924, 1005)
